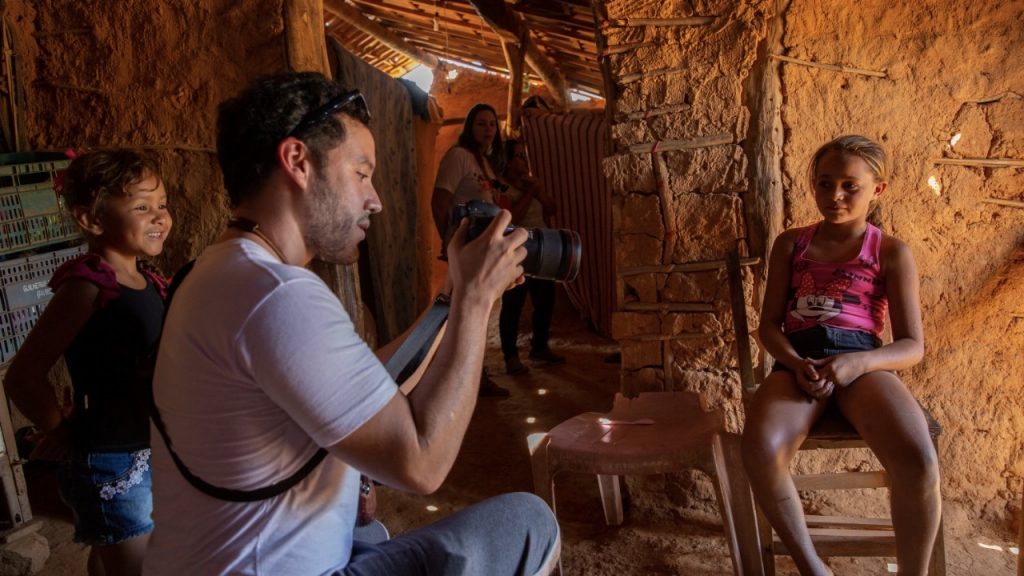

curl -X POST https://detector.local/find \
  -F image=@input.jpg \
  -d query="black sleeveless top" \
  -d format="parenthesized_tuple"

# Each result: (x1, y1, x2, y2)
(64, 279, 165, 452)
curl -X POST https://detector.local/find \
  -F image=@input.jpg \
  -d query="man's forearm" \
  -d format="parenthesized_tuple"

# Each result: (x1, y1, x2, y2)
(402, 294, 492, 488)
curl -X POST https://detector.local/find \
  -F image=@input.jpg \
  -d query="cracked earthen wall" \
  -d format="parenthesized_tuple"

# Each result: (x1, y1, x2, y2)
(600, 0, 1024, 537)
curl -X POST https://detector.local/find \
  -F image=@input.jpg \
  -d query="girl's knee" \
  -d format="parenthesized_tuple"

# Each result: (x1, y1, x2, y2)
(887, 444, 940, 491)
(741, 426, 797, 471)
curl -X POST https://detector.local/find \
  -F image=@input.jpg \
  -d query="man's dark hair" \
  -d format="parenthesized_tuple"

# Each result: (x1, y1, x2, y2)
(216, 72, 369, 206)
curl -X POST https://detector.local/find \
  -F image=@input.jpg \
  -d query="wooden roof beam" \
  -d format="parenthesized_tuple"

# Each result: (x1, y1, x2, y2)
(466, 0, 569, 109)
(324, 0, 440, 69)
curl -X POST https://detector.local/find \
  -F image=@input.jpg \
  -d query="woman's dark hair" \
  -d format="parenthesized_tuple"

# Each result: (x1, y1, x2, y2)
(216, 72, 369, 207)
(62, 149, 161, 217)
(456, 103, 504, 175)
(808, 134, 889, 228)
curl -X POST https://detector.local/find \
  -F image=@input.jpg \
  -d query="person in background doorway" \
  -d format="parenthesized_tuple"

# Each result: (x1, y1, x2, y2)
(6, 149, 172, 576)
(499, 139, 564, 375)
(431, 102, 510, 396)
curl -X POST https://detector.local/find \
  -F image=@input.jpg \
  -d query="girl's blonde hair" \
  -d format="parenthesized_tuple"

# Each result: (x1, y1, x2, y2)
(62, 149, 161, 218)
(808, 135, 889, 227)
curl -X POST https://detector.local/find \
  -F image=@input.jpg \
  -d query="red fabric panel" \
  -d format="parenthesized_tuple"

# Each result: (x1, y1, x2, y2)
(522, 109, 615, 337)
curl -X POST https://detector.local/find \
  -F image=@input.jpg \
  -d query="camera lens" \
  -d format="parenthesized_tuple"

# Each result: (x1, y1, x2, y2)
(522, 228, 581, 283)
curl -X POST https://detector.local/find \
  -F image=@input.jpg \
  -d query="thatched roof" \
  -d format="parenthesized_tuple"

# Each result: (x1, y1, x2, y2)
(323, 0, 602, 96)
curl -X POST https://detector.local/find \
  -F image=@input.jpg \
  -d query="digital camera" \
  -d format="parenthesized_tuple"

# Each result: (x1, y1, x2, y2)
(450, 200, 581, 283)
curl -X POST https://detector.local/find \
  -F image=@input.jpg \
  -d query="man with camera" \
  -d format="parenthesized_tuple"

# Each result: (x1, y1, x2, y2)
(144, 72, 559, 575)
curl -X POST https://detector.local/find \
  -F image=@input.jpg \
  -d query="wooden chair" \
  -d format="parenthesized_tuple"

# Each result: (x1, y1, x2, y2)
(725, 251, 946, 576)
(527, 391, 763, 576)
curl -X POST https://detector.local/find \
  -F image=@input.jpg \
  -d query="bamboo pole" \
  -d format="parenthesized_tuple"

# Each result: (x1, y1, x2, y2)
(623, 133, 732, 155)
(771, 54, 887, 78)
(618, 64, 688, 85)
(620, 257, 762, 277)
(619, 103, 691, 121)
(601, 17, 715, 28)
(980, 198, 1024, 209)
(933, 158, 1024, 168)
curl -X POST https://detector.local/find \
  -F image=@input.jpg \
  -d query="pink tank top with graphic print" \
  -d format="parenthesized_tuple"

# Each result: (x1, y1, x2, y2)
(783, 223, 887, 337)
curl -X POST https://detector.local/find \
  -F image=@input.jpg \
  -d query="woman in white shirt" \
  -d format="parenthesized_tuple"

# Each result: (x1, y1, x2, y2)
(430, 103, 511, 397)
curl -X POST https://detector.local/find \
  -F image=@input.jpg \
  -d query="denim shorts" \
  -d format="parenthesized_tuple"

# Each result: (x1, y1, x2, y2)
(773, 324, 881, 371)
(59, 448, 154, 546)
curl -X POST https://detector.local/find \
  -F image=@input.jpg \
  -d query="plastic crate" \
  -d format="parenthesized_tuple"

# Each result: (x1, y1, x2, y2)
(0, 152, 78, 256)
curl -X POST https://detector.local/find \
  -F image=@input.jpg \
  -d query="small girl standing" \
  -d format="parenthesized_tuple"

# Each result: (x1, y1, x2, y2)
(6, 149, 172, 576)
(741, 135, 940, 576)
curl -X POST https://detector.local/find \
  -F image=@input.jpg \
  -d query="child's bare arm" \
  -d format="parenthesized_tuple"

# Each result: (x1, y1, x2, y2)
(5, 279, 98, 432)
(758, 230, 809, 372)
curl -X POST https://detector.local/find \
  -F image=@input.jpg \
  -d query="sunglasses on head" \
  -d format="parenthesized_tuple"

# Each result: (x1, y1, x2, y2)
(286, 90, 371, 138)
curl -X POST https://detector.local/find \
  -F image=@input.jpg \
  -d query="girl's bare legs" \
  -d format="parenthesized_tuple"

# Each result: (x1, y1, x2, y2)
(742, 371, 833, 576)
(837, 371, 940, 576)
(94, 533, 150, 576)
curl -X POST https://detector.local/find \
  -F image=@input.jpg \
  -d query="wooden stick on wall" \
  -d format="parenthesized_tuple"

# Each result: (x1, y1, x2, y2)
(602, 41, 657, 56)
(601, 17, 715, 28)
(618, 103, 691, 121)
(618, 64, 689, 85)
(980, 198, 1024, 209)
(771, 54, 886, 78)
(652, 151, 675, 266)
(501, 36, 525, 139)
(933, 158, 1024, 168)
(624, 133, 732, 155)
(619, 257, 762, 277)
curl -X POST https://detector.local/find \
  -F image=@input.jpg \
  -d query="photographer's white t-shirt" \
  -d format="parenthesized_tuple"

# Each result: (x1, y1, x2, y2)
(145, 239, 396, 576)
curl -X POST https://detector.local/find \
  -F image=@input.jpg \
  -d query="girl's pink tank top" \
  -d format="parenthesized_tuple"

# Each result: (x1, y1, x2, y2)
(783, 223, 887, 337)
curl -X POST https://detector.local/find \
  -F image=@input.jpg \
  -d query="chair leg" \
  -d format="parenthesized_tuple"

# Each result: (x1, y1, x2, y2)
(596, 474, 623, 526)
(528, 433, 557, 516)
(928, 436, 946, 576)
(710, 433, 766, 576)
(755, 502, 776, 576)
(928, 513, 946, 576)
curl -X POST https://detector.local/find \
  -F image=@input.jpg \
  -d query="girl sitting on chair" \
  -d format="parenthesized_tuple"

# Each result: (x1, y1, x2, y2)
(741, 135, 940, 576)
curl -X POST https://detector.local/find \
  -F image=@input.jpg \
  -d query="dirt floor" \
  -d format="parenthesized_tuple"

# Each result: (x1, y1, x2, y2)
(19, 290, 1022, 575)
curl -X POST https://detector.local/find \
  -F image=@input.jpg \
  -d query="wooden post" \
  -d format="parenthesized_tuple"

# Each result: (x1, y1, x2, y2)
(743, 0, 786, 267)
(589, 0, 618, 148)
(652, 151, 675, 265)
(501, 36, 525, 139)
(1018, 489, 1023, 576)
(284, 0, 329, 72)
(467, 0, 569, 109)
(742, 0, 787, 383)
(283, 0, 363, 331)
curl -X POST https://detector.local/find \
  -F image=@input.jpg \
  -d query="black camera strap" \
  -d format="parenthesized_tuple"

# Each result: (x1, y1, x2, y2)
(383, 293, 450, 382)
(152, 257, 449, 502)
